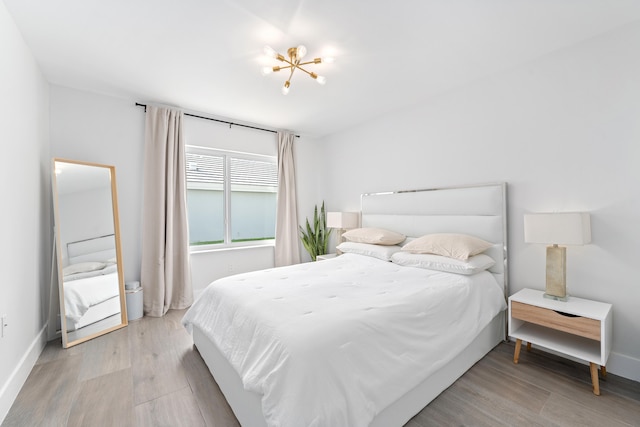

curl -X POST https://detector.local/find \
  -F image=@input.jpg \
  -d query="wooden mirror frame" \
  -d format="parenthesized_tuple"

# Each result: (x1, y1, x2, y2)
(51, 158, 128, 348)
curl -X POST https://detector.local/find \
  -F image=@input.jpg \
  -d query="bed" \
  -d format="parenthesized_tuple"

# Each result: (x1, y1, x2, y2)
(61, 234, 123, 334)
(182, 183, 508, 427)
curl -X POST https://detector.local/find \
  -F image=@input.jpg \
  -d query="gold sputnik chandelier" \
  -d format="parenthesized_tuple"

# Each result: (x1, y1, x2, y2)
(261, 45, 333, 95)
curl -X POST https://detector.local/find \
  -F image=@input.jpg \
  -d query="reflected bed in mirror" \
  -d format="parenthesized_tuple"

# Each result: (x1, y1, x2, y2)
(63, 234, 123, 342)
(52, 158, 128, 348)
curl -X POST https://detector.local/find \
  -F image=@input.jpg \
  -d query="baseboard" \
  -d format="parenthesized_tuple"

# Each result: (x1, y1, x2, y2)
(0, 324, 48, 424)
(608, 351, 640, 383)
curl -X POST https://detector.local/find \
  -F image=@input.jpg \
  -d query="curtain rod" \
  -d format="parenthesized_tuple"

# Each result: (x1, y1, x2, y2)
(135, 103, 299, 138)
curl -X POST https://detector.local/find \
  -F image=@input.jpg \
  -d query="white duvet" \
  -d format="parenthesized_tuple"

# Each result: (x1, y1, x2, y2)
(63, 271, 121, 323)
(182, 253, 506, 427)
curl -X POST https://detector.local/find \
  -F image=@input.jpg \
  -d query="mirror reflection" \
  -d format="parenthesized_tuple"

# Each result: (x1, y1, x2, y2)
(52, 158, 127, 347)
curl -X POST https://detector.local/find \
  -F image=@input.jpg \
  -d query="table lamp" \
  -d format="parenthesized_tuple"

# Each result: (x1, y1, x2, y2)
(326, 212, 359, 245)
(524, 212, 591, 301)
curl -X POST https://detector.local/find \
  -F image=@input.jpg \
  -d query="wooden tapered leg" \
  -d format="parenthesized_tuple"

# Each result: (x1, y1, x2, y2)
(514, 339, 522, 364)
(526, 342, 532, 351)
(600, 365, 607, 379)
(590, 363, 600, 396)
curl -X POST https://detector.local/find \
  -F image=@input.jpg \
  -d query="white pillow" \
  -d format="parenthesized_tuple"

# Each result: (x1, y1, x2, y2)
(337, 242, 402, 261)
(391, 252, 496, 275)
(398, 236, 416, 247)
(342, 227, 406, 246)
(63, 261, 106, 276)
(401, 233, 493, 260)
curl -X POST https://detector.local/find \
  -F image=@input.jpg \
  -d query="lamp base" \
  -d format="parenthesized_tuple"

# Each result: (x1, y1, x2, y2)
(545, 244, 567, 300)
(543, 293, 568, 302)
(335, 228, 345, 255)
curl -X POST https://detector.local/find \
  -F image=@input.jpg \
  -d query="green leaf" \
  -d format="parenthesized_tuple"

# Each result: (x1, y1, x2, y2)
(299, 200, 331, 261)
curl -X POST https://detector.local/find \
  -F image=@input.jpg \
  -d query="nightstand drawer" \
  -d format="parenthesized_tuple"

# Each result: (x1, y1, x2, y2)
(511, 301, 600, 341)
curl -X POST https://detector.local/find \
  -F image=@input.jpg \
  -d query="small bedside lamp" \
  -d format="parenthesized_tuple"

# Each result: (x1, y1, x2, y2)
(327, 212, 359, 245)
(524, 212, 591, 301)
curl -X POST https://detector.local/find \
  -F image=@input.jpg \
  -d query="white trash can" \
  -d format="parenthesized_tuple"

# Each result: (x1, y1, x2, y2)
(125, 282, 143, 321)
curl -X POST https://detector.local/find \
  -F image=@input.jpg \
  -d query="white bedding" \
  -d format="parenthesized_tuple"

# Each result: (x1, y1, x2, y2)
(182, 253, 506, 427)
(63, 271, 121, 325)
(63, 263, 118, 282)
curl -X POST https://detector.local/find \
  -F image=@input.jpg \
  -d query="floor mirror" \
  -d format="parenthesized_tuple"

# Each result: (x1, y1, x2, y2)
(51, 158, 128, 348)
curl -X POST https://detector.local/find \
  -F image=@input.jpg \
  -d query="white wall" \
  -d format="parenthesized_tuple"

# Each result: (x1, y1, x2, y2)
(306, 21, 640, 381)
(49, 87, 284, 297)
(292, 136, 324, 262)
(50, 86, 145, 285)
(0, 2, 50, 422)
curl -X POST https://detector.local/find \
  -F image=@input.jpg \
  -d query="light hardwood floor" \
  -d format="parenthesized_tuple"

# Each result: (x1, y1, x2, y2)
(4, 310, 640, 427)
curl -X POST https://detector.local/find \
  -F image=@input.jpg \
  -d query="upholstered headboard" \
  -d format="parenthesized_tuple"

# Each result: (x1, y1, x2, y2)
(360, 183, 508, 297)
(67, 234, 116, 265)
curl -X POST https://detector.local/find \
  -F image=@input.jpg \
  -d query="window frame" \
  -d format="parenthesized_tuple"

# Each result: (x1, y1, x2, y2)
(185, 144, 277, 252)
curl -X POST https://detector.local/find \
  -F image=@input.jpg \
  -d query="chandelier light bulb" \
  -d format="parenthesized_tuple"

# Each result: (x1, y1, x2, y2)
(322, 56, 335, 64)
(263, 45, 277, 58)
(261, 66, 273, 76)
(282, 81, 291, 95)
(296, 45, 307, 59)
(316, 75, 326, 85)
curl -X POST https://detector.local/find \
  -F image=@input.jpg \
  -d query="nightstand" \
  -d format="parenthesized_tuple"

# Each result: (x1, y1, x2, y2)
(508, 288, 612, 395)
(316, 253, 338, 261)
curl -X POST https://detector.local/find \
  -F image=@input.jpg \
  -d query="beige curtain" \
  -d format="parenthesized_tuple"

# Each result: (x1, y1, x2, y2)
(141, 105, 193, 317)
(274, 131, 301, 267)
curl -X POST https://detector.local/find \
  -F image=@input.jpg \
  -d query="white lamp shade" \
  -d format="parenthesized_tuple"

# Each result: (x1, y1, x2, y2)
(524, 212, 591, 245)
(326, 212, 359, 229)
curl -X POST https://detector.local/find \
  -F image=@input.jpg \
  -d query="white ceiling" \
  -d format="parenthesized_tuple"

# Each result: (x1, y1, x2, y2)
(5, 0, 640, 137)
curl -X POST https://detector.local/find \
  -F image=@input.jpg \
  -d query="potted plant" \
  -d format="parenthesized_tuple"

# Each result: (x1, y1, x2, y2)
(299, 201, 332, 261)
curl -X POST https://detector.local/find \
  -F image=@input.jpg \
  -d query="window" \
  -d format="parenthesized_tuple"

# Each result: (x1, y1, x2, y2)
(186, 146, 278, 248)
